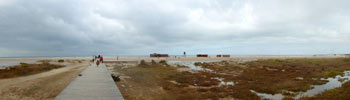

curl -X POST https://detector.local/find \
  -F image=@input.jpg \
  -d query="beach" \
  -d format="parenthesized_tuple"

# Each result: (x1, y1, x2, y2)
(0, 55, 348, 100)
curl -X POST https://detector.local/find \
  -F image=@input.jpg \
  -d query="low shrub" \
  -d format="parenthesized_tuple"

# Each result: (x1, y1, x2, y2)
(151, 60, 157, 65)
(139, 60, 149, 67)
(0, 63, 64, 79)
(58, 59, 64, 62)
(159, 60, 167, 64)
(20, 62, 29, 67)
(324, 71, 343, 77)
(111, 74, 120, 82)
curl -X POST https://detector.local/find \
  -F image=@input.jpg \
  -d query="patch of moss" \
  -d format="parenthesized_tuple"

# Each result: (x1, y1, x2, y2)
(324, 71, 343, 77)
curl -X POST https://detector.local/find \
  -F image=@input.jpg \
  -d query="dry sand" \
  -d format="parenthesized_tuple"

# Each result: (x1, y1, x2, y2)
(0, 62, 88, 100)
(0, 55, 344, 67)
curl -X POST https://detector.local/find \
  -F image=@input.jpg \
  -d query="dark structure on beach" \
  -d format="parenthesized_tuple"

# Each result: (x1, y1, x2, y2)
(150, 53, 169, 57)
(222, 55, 230, 57)
(216, 54, 230, 57)
(197, 54, 208, 57)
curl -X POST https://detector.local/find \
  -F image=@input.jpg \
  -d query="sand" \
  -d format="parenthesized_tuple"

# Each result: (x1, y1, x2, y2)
(0, 55, 345, 67)
(0, 62, 88, 100)
(103, 55, 346, 62)
(0, 55, 347, 100)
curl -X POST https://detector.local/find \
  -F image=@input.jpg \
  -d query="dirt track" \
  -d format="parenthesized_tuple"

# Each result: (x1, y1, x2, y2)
(0, 63, 88, 100)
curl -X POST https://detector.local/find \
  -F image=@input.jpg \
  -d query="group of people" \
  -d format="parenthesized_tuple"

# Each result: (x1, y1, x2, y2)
(94, 55, 103, 66)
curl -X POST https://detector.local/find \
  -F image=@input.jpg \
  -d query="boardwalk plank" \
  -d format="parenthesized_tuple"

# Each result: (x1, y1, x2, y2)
(55, 63, 124, 100)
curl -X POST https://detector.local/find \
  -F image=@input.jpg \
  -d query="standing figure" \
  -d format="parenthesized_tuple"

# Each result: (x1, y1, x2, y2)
(100, 56, 104, 63)
(96, 58, 100, 66)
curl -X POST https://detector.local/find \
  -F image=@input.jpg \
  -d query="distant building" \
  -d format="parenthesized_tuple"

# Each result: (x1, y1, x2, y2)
(197, 54, 208, 57)
(216, 55, 222, 57)
(150, 53, 169, 57)
(222, 55, 230, 57)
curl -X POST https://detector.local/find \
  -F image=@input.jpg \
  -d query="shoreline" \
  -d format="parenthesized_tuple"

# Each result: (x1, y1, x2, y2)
(0, 55, 348, 68)
(0, 55, 347, 61)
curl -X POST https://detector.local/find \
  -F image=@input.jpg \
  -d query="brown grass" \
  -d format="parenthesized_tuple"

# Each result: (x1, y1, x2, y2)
(195, 61, 244, 73)
(167, 71, 221, 87)
(0, 63, 64, 79)
(114, 61, 256, 100)
(114, 61, 177, 100)
(113, 58, 350, 100)
(193, 58, 350, 98)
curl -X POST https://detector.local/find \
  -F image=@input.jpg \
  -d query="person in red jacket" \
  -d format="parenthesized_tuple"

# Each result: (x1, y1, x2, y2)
(100, 56, 104, 63)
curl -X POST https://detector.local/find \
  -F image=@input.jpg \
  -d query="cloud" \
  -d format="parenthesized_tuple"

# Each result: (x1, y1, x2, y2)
(0, 0, 349, 57)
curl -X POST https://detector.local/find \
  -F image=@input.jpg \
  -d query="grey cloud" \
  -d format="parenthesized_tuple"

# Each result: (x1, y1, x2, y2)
(0, 0, 349, 57)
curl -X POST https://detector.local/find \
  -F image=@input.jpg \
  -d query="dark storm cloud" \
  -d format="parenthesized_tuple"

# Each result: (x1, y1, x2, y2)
(0, 0, 349, 57)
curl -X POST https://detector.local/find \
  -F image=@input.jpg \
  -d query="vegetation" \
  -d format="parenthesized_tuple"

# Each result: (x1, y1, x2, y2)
(58, 59, 65, 62)
(115, 61, 177, 100)
(230, 58, 350, 95)
(195, 61, 244, 73)
(159, 60, 168, 65)
(0, 63, 64, 79)
(113, 58, 350, 100)
(115, 60, 259, 100)
(324, 71, 343, 77)
(167, 71, 221, 87)
(111, 74, 120, 82)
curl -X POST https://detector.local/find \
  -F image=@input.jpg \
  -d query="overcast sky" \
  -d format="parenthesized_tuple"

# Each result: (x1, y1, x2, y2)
(0, 0, 349, 57)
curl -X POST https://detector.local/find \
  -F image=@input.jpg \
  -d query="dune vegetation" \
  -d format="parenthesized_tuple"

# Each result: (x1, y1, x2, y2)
(112, 58, 350, 100)
(0, 62, 64, 79)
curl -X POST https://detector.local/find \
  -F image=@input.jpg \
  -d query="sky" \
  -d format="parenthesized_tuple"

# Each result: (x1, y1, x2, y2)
(0, 0, 349, 57)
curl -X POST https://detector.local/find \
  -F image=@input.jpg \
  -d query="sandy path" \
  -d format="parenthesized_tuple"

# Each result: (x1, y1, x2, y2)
(0, 62, 89, 100)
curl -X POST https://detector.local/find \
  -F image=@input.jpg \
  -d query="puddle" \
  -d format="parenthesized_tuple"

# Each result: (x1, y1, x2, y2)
(295, 71, 350, 99)
(167, 61, 213, 72)
(251, 90, 283, 100)
(212, 77, 235, 86)
(252, 71, 350, 100)
(295, 77, 304, 80)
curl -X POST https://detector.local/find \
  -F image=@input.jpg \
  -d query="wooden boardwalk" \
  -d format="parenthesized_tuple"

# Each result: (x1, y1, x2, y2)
(55, 62, 124, 100)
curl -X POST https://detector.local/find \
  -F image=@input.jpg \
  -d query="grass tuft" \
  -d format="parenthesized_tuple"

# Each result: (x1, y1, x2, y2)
(0, 63, 64, 79)
(58, 59, 64, 62)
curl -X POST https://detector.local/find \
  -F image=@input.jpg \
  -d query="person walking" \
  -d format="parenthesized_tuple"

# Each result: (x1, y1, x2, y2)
(96, 55, 101, 67)
(96, 58, 100, 66)
(100, 56, 104, 63)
